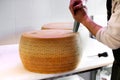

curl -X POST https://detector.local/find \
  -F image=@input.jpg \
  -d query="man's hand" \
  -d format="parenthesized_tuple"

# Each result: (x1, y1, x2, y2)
(69, 0, 88, 24)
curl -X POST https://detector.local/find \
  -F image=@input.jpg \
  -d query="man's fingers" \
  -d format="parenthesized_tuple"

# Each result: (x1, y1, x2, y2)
(69, 0, 76, 15)
(69, 0, 83, 15)
(73, 3, 83, 14)
(69, 4, 75, 16)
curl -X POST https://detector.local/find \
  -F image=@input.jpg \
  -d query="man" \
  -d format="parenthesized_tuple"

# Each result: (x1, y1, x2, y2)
(69, 0, 120, 80)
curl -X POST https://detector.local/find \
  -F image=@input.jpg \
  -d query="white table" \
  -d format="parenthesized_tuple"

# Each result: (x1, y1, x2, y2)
(0, 38, 114, 80)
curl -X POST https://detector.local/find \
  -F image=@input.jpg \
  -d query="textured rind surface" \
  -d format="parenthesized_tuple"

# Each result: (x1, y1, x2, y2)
(19, 30, 81, 73)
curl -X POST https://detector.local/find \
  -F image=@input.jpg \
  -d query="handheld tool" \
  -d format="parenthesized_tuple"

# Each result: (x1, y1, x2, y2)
(88, 52, 108, 58)
(73, 21, 80, 32)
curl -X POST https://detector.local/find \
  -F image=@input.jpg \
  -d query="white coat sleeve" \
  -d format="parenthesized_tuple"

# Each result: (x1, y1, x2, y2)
(96, 2, 120, 49)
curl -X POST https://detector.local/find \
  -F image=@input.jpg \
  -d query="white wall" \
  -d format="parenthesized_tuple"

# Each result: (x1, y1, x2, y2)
(0, 0, 107, 45)
(86, 0, 107, 15)
(86, 0, 107, 27)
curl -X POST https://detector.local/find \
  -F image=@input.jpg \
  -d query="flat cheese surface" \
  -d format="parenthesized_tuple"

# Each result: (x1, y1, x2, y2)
(42, 22, 73, 30)
(22, 30, 78, 39)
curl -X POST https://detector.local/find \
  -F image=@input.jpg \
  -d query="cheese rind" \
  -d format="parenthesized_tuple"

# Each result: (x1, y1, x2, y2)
(19, 30, 81, 73)
(41, 22, 73, 30)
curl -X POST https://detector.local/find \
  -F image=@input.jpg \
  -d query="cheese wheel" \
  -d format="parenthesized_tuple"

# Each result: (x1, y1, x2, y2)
(19, 30, 81, 73)
(41, 22, 73, 30)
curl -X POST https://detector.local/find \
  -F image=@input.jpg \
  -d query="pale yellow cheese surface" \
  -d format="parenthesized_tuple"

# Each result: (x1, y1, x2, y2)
(41, 22, 73, 30)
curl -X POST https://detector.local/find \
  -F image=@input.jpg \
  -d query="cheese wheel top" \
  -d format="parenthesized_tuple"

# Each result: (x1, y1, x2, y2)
(22, 30, 79, 39)
(42, 22, 73, 30)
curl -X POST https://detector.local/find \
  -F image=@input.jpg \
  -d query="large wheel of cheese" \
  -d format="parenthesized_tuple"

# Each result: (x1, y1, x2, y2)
(19, 30, 81, 73)
(41, 22, 73, 30)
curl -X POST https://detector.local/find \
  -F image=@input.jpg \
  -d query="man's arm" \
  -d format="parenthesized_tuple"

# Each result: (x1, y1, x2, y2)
(69, 0, 102, 36)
